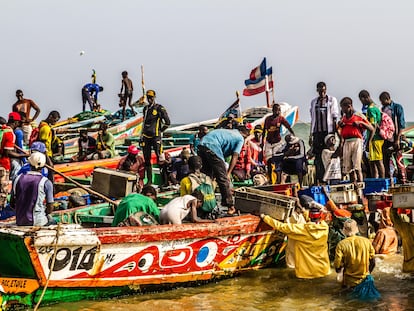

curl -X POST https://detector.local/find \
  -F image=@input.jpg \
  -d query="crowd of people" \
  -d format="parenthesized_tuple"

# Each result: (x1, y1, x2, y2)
(0, 79, 410, 301)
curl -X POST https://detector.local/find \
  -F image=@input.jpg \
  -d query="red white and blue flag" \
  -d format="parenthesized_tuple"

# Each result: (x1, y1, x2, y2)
(243, 58, 274, 96)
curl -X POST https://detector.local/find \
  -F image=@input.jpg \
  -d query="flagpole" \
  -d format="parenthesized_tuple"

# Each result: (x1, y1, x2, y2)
(265, 75, 271, 108)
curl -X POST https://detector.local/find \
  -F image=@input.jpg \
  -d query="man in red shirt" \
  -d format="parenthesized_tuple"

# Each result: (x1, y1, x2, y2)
(263, 103, 294, 183)
(338, 97, 374, 182)
(0, 112, 27, 207)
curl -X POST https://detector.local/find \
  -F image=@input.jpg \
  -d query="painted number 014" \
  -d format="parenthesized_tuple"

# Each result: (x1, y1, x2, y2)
(49, 246, 97, 272)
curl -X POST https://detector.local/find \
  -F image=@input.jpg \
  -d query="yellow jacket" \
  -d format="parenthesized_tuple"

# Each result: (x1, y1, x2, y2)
(263, 215, 330, 279)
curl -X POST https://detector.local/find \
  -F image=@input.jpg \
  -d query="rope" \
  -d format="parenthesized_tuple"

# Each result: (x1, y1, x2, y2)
(33, 223, 62, 311)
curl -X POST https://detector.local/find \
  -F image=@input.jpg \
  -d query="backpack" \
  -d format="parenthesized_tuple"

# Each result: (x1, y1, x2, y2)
(28, 122, 47, 147)
(378, 112, 395, 141)
(28, 127, 40, 147)
(188, 173, 216, 212)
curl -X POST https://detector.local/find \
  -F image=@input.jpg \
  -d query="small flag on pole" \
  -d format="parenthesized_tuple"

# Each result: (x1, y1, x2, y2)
(216, 97, 243, 128)
(243, 58, 273, 96)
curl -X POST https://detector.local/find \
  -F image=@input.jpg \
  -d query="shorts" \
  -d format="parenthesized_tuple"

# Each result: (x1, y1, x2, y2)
(282, 158, 306, 175)
(342, 138, 363, 174)
(264, 141, 285, 161)
(22, 124, 33, 145)
(369, 139, 384, 161)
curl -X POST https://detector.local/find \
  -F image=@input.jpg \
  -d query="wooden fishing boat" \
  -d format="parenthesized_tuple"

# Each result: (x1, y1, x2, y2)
(53, 145, 188, 184)
(55, 109, 143, 158)
(0, 214, 285, 309)
(165, 102, 299, 139)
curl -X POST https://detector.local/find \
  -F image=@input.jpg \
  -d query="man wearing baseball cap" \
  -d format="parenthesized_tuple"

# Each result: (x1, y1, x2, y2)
(260, 201, 330, 279)
(117, 145, 145, 190)
(141, 89, 171, 184)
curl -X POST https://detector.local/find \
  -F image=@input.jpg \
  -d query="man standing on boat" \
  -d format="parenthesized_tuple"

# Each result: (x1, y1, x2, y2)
(197, 125, 251, 215)
(141, 89, 171, 184)
(263, 103, 295, 184)
(11, 152, 56, 226)
(119, 71, 135, 115)
(380, 91, 407, 184)
(309, 82, 339, 184)
(12, 89, 41, 145)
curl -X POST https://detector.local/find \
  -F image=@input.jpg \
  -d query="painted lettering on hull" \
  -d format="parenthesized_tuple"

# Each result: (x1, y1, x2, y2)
(0, 278, 39, 294)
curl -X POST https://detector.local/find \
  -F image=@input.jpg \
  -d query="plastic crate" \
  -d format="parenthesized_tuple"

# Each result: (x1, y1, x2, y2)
(328, 183, 360, 204)
(329, 190, 357, 204)
(235, 187, 296, 221)
(254, 183, 299, 196)
(389, 185, 414, 209)
(363, 178, 395, 195)
(298, 186, 327, 205)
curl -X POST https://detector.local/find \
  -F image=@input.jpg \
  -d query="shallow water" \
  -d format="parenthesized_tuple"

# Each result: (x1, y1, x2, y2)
(42, 254, 413, 311)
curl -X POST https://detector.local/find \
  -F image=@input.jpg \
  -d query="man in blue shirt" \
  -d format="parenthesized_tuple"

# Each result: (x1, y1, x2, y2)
(82, 83, 104, 111)
(198, 126, 250, 214)
(380, 91, 406, 184)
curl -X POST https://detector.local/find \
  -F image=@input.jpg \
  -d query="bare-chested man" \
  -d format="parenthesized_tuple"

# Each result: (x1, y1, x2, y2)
(12, 89, 41, 145)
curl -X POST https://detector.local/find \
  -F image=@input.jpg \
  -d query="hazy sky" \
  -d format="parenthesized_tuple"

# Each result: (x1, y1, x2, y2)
(2, 0, 414, 124)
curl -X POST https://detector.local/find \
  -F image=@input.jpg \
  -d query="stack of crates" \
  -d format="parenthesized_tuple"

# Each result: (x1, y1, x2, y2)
(234, 187, 296, 221)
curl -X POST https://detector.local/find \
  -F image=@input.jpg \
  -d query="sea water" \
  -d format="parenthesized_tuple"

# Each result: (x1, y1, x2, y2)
(41, 254, 413, 311)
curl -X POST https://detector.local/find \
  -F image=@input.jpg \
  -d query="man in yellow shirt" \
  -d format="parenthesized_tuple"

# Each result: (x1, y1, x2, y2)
(38, 111, 61, 158)
(334, 219, 376, 288)
(260, 210, 330, 279)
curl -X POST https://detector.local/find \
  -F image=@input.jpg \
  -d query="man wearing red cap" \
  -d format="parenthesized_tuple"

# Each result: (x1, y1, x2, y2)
(117, 145, 145, 190)
(0, 113, 27, 207)
(260, 207, 330, 279)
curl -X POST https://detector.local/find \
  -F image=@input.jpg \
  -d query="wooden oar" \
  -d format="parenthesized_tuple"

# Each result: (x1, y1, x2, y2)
(15, 145, 119, 208)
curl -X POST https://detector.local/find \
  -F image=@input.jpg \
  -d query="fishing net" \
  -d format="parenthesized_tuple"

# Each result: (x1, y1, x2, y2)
(74, 110, 110, 121)
(348, 274, 381, 301)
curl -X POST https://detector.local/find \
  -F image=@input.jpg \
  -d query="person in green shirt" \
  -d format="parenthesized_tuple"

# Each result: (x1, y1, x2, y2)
(112, 185, 160, 226)
(97, 122, 115, 158)
(359, 90, 384, 178)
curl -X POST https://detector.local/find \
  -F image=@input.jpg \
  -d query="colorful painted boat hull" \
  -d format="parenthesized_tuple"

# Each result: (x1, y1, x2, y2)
(0, 215, 284, 309)
(53, 145, 188, 183)
(57, 114, 143, 158)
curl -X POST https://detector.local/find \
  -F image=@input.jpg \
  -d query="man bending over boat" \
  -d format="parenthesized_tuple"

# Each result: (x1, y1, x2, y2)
(82, 83, 104, 112)
(11, 152, 56, 226)
(198, 125, 251, 215)
(112, 185, 160, 226)
(141, 89, 171, 184)
(160, 190, 214, 225)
